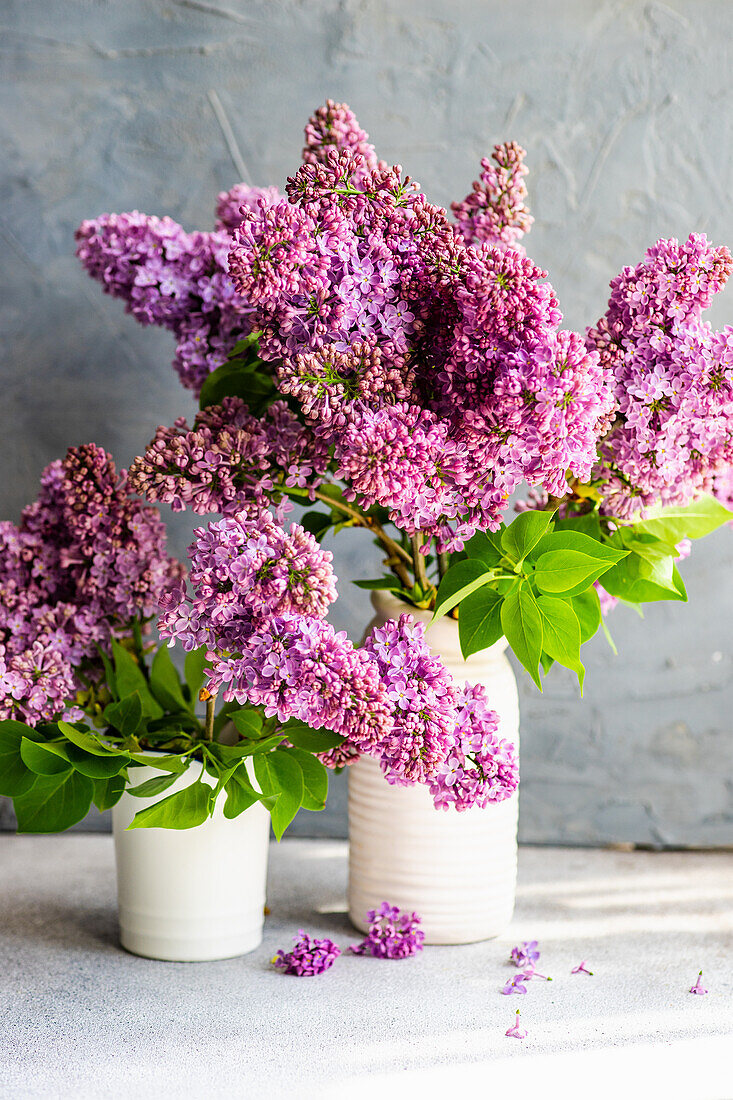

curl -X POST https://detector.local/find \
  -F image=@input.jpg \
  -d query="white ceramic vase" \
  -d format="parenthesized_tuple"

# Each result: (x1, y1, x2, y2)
(112, 759, 270, 961)
(348, 591, 520, 945)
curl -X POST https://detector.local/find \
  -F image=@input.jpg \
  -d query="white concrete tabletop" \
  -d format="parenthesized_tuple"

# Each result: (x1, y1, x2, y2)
(1, 836, 731, 1100)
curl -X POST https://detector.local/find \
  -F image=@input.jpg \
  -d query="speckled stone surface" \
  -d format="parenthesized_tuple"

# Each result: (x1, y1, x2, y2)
(1, 836, 731, 1099)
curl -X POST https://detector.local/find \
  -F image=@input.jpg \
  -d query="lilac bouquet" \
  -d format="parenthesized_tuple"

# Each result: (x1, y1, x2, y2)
(8, 98, 730, 835)
(0, 445, 517, 834)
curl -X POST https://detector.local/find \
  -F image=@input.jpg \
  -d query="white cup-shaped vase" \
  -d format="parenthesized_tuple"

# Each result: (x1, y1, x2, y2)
(348, 591, 520, 945)
(113, 759, 270, 961)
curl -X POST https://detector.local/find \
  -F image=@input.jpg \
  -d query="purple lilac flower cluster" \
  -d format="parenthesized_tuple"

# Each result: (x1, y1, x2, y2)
(363, 614, 459, 786)
(128, 397, 329, 518)
(158, 510, 517, 806)
(158, 511, 337, 655)
(451, 141, 533, 252)
(429, 683, 519, 811)
(75, 184, 281, 394)
(0, 445, 181, 725)
(228, 106, 614, 550)
(587, 233, 733, 518)
(272, 931, 341, 976)
(349, 902, 425, 959)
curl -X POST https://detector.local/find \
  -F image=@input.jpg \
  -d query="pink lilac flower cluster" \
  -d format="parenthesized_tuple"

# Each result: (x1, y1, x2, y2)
(75, 184, 281, 394)
(349, 902, 425, 959)
(451, 141, 533, 252)
(158, 510, 516, 806)
(272, 931, 341, 976)
(0, 445, 181, 725)
(159, 511, 337, 655)
(128, 397, 329, 518)
(430, 683, 519, 811)
(227, 104, 614, 550)
(362, 613, 459, 785)
(587, 233, 733, 518)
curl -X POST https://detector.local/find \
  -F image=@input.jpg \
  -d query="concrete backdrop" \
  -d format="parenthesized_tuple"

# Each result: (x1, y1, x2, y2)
(1, 0, 732, 845)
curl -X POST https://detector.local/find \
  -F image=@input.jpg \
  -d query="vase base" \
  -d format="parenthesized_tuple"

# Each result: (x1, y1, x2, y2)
(119, 925, 263, 962)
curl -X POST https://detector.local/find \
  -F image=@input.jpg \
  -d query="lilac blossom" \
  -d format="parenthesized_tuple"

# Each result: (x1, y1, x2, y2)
(510, 940, 540, 968)
(272, 931, 341, 976)
(128, 397, 329, 518)
(501, 974, 530, 995)
(0, 445, 180, 726)
(158, 512, 337, 656)
(571, 960, 594, 976)
(505, 1010, 527, 1039)
(76, 184, 282, 394)
(452, 142, 533, 252)
(429, 683, 518, 811)
(689, 970, 708, 995)
(363, 614, 458, 786)
(349, 902, 425, 959)
(587, 233, 733, 517)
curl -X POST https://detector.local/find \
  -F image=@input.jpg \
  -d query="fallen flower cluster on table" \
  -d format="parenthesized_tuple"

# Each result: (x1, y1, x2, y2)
(272, 902, 425, 974)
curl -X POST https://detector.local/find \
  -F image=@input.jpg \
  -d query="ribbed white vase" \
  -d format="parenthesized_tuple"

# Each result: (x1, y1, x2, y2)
(348, 591, 520, 945)
(113, 759, 270, 961)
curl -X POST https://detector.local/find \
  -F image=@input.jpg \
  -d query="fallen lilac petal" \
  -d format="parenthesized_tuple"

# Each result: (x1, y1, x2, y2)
(501, 974, 529, 995)
(571, 960, 594, 976)
(689, 970, 708, 995)
(523, 968, 552, 982)
(510, 940, 540, 968)
(505, 1010, 527, 1039)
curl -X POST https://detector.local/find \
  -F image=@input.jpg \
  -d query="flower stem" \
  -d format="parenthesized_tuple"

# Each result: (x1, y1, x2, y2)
(205, 694, 216, 742)
(411, 533, 430, 593)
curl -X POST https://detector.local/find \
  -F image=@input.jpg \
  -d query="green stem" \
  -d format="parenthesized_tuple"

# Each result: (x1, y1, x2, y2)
(411, 533, 430, 593)
(205, 695, 216, 742)
(437, 552, 449, 582)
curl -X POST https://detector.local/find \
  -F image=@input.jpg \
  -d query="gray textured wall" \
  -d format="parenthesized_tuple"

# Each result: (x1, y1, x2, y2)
(1, 0, 732, 845)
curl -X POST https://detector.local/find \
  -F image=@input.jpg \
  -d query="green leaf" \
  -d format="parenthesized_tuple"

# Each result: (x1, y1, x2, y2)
(540, 652, 555, 674)
(128, 779, 211, 830)
(281, 747, 328, 812)
(600, 551, 688, 604)
(127, 752, 188, 772)
(229, 708, 265, 740)
(57, 721, 124, 757)
(632, 495, 733, 543)
(150, 646, 189, 713)
(184, 646, 208, 706)
(127, 771, 180, 798)
(300, 510, 333, 541)
(625, 538, 678, 591)
(92, 774, 126, 812)
(535, 596, 585, 692)
(463, 529, 504, 566)
(501, 509, 555, 564)
(570, 588, 602, 643)
(529, 529, 627, 565)
(280, 721, 345, 752)
(501, 583, 543, 690)
(533, 549, 616, 597)
(198, 358, 278, 415)
(223, 768, 261, 819)
(103, 692, 144, 738)
(554, 510, 602, 539)
(432, 559, 495, 621)
(353, 577, 407, 592)
(458, 588, 504, 659)
(13, 770, 94, 833)
(0, 720, 40, 797)
(20, 737, 72, 776)
(254, 750, 304, 841)
(111, 642, 163, 719)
